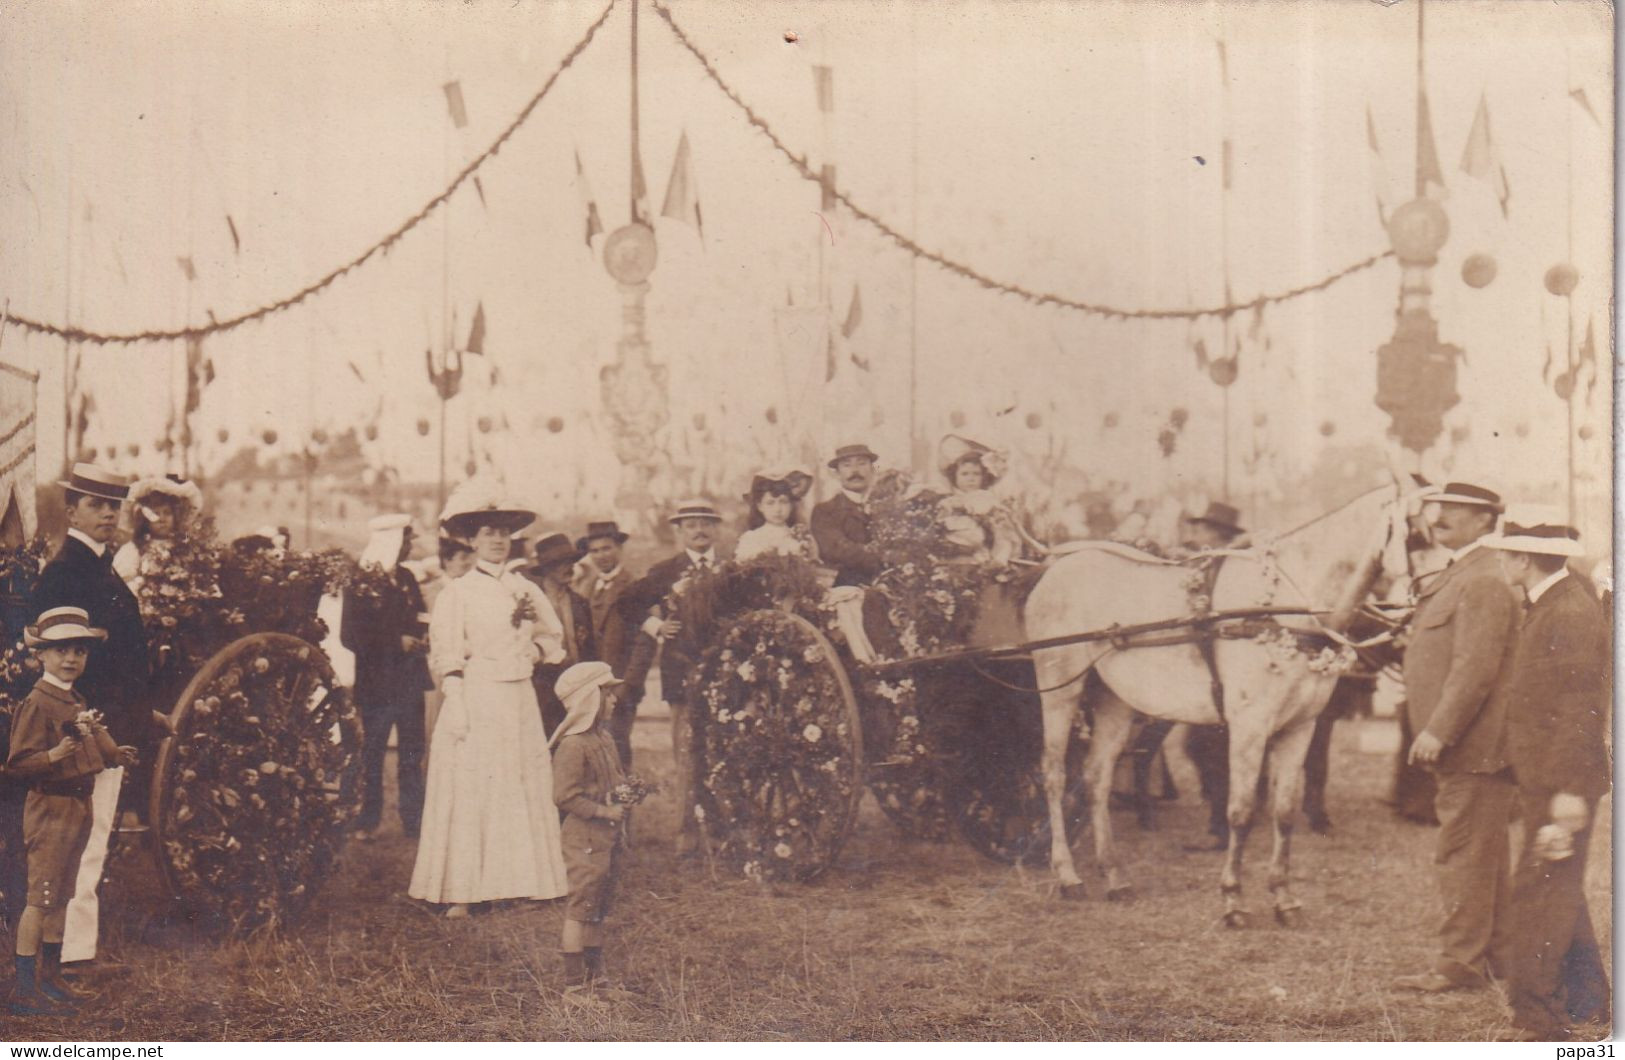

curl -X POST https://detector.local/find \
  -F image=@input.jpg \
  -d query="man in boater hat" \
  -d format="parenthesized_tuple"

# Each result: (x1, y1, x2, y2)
(1392, 482, 1519, 994)
(30, 464, 151, 967)
(809, 443, 882, 587)
(1482, 520, 1610, 1040)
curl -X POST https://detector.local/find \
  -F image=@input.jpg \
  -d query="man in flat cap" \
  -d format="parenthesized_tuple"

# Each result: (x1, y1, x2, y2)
(30, 464, 150, 965)
(810, 444, 882, 588)
(1392, 482, 1519, 994)
(1483, 522, 1610, 1040)
(341, 514, 432, 841)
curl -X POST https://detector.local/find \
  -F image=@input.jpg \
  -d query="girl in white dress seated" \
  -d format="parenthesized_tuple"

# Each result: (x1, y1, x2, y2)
(734, 468, 820, 563)
(935, 435, 1024, 567)
(112, 476, 205, 593)
(409, 481, 570, 918)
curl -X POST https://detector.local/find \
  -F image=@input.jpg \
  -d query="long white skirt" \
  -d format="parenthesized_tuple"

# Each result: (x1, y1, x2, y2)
(408, 676, 568, 904)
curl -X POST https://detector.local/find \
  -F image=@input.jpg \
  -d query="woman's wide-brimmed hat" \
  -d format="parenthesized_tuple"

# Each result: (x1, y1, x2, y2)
(743, 467, 813, 504)
(826, 443, 879, 470)
(668, 499, 723, 525)
(1483, 521, 1583, 558)
(438, 479, 536, 538)
(129, 474, 204, 514)
(575, 520, 630, 552)
(1185, 501, 1245, 536)
(1421, 481, 1505, 513)
(937, 435, 1003, 486)
(25, 606, 107, 648)
(529, 532, 583, 574)
(57, 463, 130, 504)
(549, 661, 623, 748)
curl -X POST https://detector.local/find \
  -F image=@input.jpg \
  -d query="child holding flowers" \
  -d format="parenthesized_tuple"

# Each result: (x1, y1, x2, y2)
(5, 607, 136, 1016)
(550, 661, 649, 1004)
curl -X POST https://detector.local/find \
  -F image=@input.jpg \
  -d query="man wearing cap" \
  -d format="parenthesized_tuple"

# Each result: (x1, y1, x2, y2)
(527, 533, 598, 738)
(571, 521, 641, 766)
(620, 500, 725, 855)
(341, 515, 433, 841)
(810, 444, 882, 587)
(29, 464, 150, 967)
(1392, 483, 1519, 994)
(1483, 522, 1610, 1040)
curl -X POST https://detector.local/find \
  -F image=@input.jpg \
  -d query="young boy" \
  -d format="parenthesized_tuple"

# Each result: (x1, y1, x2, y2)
(6, 607, 136, 1016)
(550, 661, 633, 1005)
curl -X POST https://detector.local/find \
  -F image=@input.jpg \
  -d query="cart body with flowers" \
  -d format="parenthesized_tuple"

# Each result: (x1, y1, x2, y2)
(0, 526, 365, 930)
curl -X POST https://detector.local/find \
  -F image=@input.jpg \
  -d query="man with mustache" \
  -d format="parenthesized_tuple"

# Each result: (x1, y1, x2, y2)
(1392, 482, 1518, 995)
(809, 443, 882, 587)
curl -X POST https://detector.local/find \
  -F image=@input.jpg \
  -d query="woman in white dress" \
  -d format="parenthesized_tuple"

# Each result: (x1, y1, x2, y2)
(733, 468, 819, 563)
(409, 482, 571, 917)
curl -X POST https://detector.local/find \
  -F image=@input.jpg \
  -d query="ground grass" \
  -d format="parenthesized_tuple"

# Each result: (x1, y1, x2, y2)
(2, 716, 1610, 1041)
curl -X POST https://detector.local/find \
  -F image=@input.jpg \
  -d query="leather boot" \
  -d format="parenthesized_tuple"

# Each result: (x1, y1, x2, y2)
(40, 943, 93, 1001)
(11, 955, 69, 1016)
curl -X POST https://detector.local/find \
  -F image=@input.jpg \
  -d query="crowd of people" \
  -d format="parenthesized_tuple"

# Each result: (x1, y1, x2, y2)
(0, 443, 1611, 1037)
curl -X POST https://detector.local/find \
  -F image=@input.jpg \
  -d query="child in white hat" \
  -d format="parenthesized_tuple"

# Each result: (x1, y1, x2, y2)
(550, 661, 635, 1003)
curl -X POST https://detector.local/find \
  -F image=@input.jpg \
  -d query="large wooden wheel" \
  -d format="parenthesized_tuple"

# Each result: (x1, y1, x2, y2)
(938, 659, 1089, 866)
(150, 633, 362, 930)
(690, 609, 863, 882)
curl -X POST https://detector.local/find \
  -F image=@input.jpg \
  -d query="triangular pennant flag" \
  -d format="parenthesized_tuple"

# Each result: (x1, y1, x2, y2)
(225, 214, 241, 254)
(443, 81, 469, 129)
(466, 302, 486, 356)
(825, 333, 837, 384)
(347, 360, 366, 383)
(1193, 336, 1210, 370)
(1580, 316, 1598, 398)
(575, 149, 604, 248)
(1570, 87, 1602, 128)
(1541, 343, 1553, 384)
(1458, 94, 1509, 217)
(786, 285, 795, 307)
(660, 131, 703, 237)
(473, 175, 486, 208)
(841, 284, 863, 339)
(1367, 105, 1393, 226)
(176, 256, 196, 282)
(1417, 91, 1447, 198)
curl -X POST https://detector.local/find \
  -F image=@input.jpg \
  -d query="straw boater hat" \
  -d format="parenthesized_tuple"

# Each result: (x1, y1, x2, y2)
(1483, 521, 1583, 558)
(25, 606, 107, 648)
(743, 468, 813, 503)
(1422, 482, 1505, 513)
(58, 463, 130, 503)
(1186, 501, 1246, 537)
(548, 661, 623, 748)
(438, 479, 536, 538)
(826, 443, 879, 470)
(529, 532, 583, 575)
(575, 520, 630, 553)
(668, 499, 723, 525)
(937, 435, 1002, 486)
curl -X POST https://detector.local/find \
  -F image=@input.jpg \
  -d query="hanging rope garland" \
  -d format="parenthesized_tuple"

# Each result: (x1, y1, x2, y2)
(651, 0, 1392, 324)
(3, 0, 620, 347)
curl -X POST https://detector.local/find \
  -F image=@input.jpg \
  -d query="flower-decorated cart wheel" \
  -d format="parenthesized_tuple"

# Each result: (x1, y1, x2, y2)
(150, 633, 362, 930)
(691, 610, 863, 882)
(855, 671, 953, 841)
(940, 659, 1089, 866)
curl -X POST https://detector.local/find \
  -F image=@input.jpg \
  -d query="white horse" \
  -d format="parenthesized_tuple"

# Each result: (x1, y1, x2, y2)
(1024, 483, 1410, 925)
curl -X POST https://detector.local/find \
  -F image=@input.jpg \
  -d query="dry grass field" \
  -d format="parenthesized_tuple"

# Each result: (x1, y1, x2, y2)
(3, 714, 1611, 1042)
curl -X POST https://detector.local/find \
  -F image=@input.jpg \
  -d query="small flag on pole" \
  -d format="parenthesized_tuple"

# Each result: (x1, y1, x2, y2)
(466, 302, 486, 356)
(1367, 104, 1394, 228)
(841, 284, 863, 339)
(1459, 93, 1510, 217)
(1580, 315, 1598, 398)
(443, 81, 469, 129)
(660, 131, 703, 238)
(575, 150, 604, 247)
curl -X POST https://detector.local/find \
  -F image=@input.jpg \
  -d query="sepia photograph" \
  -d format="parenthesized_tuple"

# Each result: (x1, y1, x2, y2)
(0, 0, 1613, 1043)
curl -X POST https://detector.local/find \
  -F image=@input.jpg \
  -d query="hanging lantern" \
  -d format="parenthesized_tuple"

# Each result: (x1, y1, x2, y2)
(949, 410, 966, 429)
(261, 430, 277, 446)
(547, 416, 565, 434)
(128, 443, 141, 458)
(1318, 420, 1336, 437)
(1544, 264, 1579, 297)
(1553, 372, 1575, 401)
(692, 413, 707, 432)
(217, 428, 230, 444)
(155, 438, 172, 455)
(364, 424, 379, 442)
(477, 416, 493, 434)
(1578, 424, 1595, 442)
(311, 428, 329, 446)
(464, 459, 477, 477)
(1169, 407, 1189, 429)
(1461, 253, 1497, 289)
(1208, 358, 1238, 388)
(1025, 412, 1043, 430)
(765, 407, 779, 425)
(1103, 412, 1118, 430)
(416, 418, 431, 437)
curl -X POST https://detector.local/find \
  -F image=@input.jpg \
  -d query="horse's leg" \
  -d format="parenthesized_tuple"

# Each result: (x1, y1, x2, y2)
(1039, 656, 1090, 900)
(1219, 715, 1270, 928)
(1083, 691, 1138, 900)
(1265, 717, 1317, 927)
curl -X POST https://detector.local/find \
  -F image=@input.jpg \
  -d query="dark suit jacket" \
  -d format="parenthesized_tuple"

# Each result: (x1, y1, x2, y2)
(32, 535, 149, 744)
(340, 567, 432, 709)
(1401, 544, 1518, 774)
(809, 493, 880, 586)
(620, 551, 719, 705)
(1493, 574, 1611, 800)
(574, 566, 638, 678)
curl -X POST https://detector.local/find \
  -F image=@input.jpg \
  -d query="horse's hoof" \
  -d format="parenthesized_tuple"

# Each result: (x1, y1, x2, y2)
(1105, 884, 1137, 903)
(1058, 883, 1088, 902)
(1222, 909, 1251, 930)
(1274, 906, 1304, 928)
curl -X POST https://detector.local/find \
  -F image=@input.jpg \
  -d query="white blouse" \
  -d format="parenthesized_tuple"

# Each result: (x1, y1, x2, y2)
(734, 523, 818, 563)
(428, 562, 566, 683)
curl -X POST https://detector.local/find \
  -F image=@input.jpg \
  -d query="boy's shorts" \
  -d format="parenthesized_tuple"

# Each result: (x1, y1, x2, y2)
(24, 791, 93, 909)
